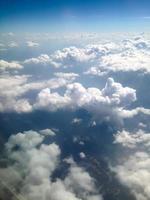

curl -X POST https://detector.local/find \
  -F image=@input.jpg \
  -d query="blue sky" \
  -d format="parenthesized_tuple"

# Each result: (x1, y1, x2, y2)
(1, 0, 150, 32)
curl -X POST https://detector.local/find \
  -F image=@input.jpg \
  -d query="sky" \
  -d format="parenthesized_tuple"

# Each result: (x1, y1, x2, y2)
(1, 0, 150, 32)
(1, 1, 150, 200)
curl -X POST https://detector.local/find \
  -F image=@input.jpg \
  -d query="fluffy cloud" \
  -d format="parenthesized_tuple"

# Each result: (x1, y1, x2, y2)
(48, 46, 95, 68)
(34, 78, 136, 123)
(54, 72, 79, 80)
(114, 129, 150, 148)
(118, 107, 150, 118)
(0, 72, 78, 113)
(84, 66, 107, 76)
(99, 49, 150, 73)
(26, 41, 39, 47)
(85, 36, 150, 75)
(79, 152, 86, 158)
(23, 36, 150, 74)
(39, 128, 56, 136)
(0, 75, 32, 113)
(24, 54, 51, 65)
(0, 130, 102, 200)
(113, 129, 150, 200)
(0, 59, 23, 72)
(23, 46, 96, 68)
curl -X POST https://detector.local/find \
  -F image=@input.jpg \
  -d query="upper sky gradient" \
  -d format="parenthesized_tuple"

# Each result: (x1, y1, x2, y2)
(1, 0, 150, 32)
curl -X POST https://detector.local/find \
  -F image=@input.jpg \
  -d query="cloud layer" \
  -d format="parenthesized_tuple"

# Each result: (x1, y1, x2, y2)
(113, 129, 150, 200)
(0, 130, 102, 200)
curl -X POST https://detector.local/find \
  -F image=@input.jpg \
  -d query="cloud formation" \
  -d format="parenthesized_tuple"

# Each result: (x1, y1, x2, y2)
(26, 41, 39, 47)
(0, 130, 102, 200)
(113, 129, 150, 200)
(34, 78, 136, 123)
(23, 36, 150, 74)
(0, 72, 79, 113)
(0, 59, 23, 72)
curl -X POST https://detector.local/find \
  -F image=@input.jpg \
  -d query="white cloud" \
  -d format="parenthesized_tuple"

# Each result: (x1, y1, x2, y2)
(85, 36, 150, 75)
(0, 130, 102, 200)
(79, 152, 86, 158)
(0, 75, 32, 113)
(23, 36, 150, 74)
(84, 66, 107, 76)
(8, 42, 18, 48)
(100, 49, 150, 73)
(114, 129, 150, 148)
(26, 41, 39, 47)
(39, 128, 56, 136)
(34, 78, 136, 124)
(24, 54, 50, 65)
(49, 46, 95, 68)
(0, 59, 23, 72)
(72, 118, 82, 124)
(23, 46, 95, 68)
(113, 129, 150, 200)
(0, 73, 78, 113)
(54, 72, 79, 80)
(118, 107, 150, 119)
(34, 88, 70, 111)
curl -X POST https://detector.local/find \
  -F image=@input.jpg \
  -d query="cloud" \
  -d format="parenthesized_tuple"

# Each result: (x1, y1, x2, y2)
(79, 152, 86, 158)
(54, 72, 79, 80)
(0, 59, 23, 72)
(8, 42, 18, 48)
(23, 36, 150, 74)
(0, 74, 32, 113)
(114, 129, 150, 148)
(23, 46, 95, 68)
(48, 46, 95, 68)
(64, 159, 101, 200)
(72, 118, 82, 124)
(0, 73, 78, 113)
(0, 130, 102, 200)
(85, 36, 150, 75)
(26, 41, 39, 47)
(118, 107, 150, 119)
(113, 129, 150, 200)
(84, 66, 107, 76)
(34, 87, 70, 111)
(39, 128, 56, 136)
(24, 54, 51, 65)
(34, 78, 136, 123)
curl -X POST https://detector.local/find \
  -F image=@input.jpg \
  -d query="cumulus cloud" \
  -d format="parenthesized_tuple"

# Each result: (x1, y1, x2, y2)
(54, 72, 79, 80)
(79, 152, 86, 159)
(0, 130, 102, 200)
(85, 36, 150, 75)
(23, 36, 150, 74)
(0, 72, 78, 113)
(114, 129, 150, 148)
(39, 128, 56, 136)
(26, 41, 39, 47)
(34, 78, 136, 123)
(118, 107, 150, 118)
(23, 46, 95, 68)
(113, 129, 150, 200)
(0, 59, 23, 72)
(24, 54, 51, 65)
(48, 46, 95, 68)
(84, 66, 107, 76)
(0, 75, 32, 113)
